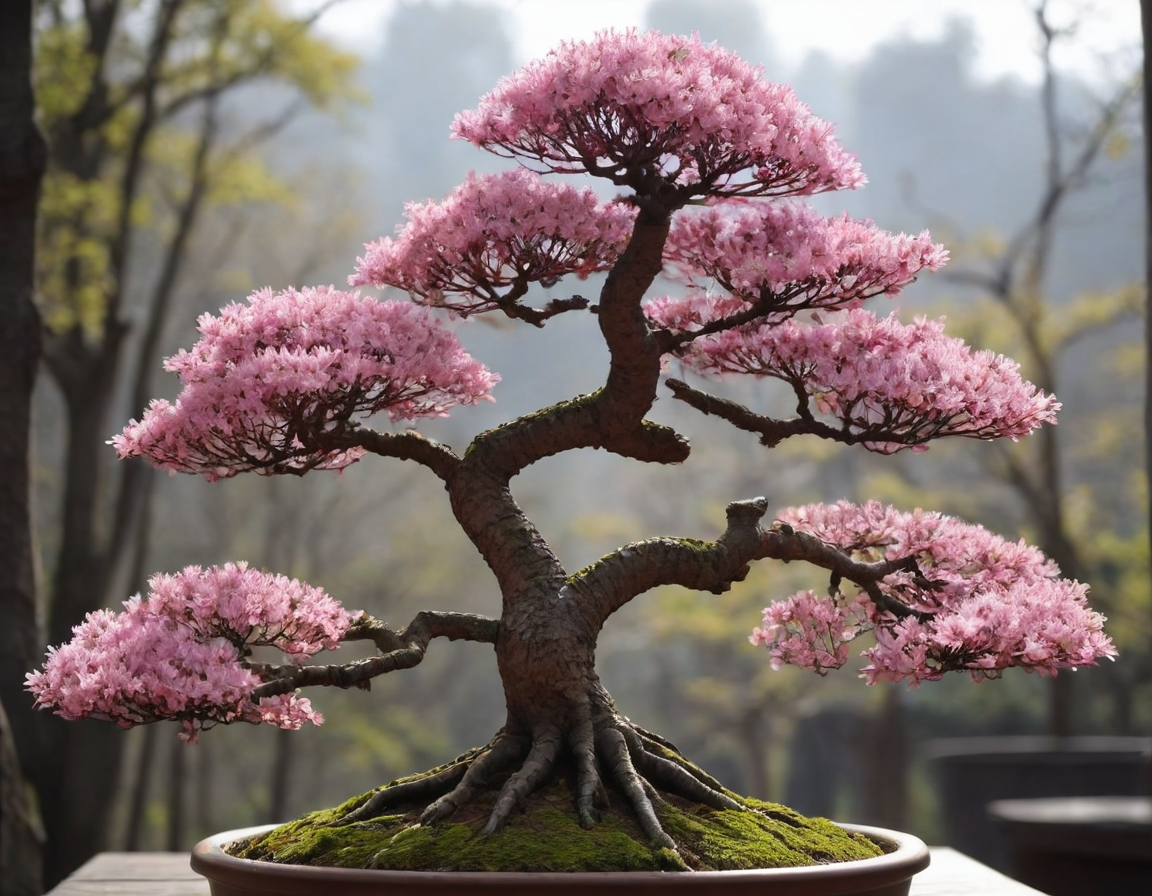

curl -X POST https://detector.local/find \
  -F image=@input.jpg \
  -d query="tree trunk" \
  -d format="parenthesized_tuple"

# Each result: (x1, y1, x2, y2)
(0, 1, 47, 892)
(166, 737, 187, 851)
(1141, 0, 1152, 675)
(0, 703, 41, 896)
(123, 725, 159, 851)
(858, 686, 908, 830)
(268, 728, 295, 825)
(30, 355, 128, 884)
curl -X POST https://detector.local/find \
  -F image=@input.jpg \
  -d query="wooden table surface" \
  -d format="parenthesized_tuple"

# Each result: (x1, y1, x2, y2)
(45, 848, 1050, 895)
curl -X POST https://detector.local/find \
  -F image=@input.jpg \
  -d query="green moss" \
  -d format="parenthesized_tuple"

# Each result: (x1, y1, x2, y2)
(230, 768, 882, 873)
(466, 393, 600, 459)
(570, 536, 716, 584)
(657, 798, 881, 869)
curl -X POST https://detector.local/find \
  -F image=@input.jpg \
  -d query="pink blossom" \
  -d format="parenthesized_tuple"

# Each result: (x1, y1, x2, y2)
(678, 309, 1059, 451)
(142, 562, 350, 656)
(750, 591, 870, 673)
(452, 30, 863, 198)
(111, 286, 498, 480)
(751, 501, 1116, 683)
(351, 169, 636, 315)
(648, 203, 947, 328)
(25, 563, 347, 735)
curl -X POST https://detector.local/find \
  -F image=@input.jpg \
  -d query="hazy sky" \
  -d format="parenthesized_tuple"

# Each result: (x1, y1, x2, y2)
(306, 0, 1139, 85)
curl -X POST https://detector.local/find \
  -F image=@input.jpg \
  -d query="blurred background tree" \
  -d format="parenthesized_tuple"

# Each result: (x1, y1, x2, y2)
(6, 0, 361, 885)
(1, 1, 46, 893)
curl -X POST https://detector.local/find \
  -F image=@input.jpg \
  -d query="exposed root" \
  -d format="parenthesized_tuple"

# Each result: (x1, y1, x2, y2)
(341, 749, 477, 824)
(596, 727, 677, 851)
(482, 725, 562, 834)
(419, 732, 528, 825)
(340, 715, 767, 856)
(635, 726, 729, 792)
(568, 704, 607, 828)
(627, 734, 743, 812)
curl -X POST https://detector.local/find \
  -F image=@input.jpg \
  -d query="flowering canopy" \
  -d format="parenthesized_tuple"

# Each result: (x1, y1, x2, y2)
(674, 309, 1060, 452)
(351, 169, 636, 318)
(452, 29, 864, 198)
(650, 202, 948, 329)
(753, 502, 1115, 684)
(112, 286, 497, 480)
(25, 563, 348, 741)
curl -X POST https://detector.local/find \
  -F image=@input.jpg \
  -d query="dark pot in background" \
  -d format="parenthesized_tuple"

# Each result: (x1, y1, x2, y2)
(191, 823, 931, 896)
(988, 796, 1152, 896)
(927, 736, 1152, 870)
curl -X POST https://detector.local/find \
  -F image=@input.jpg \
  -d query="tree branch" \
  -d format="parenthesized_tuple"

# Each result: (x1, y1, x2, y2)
(572, 497, 925, 630)
(248, 610, 498, 700)
(666, 377, 822, 447)
(340, 428, 460, 481)
(108, 90, 220, 574)
(153, 0, 346, 123)
(107, 0, 186, 317)
(465, 212, 688, 483)
(665, 377, 969, 451)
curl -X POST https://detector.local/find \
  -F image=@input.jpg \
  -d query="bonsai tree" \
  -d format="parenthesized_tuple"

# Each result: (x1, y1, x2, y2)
(28, 30, 1115, 870)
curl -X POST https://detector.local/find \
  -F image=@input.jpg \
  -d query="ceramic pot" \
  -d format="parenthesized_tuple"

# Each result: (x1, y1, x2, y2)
(191, 822, 930, 896)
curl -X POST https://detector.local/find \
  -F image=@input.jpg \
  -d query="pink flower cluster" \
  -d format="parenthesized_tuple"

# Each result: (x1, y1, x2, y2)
(145, 561, 351, 656)
(751, 501, 1116, 684)
(112, 286, 497, 480)
(681, 309, 1060, 451)
(25, 563, 349, 739)
(351, 169, 636, 315)
(452, 30, 864, 198)
(650, 202, 947, 324)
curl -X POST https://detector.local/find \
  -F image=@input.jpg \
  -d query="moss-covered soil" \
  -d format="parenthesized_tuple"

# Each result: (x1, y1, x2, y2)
(230, 758, 883, 872)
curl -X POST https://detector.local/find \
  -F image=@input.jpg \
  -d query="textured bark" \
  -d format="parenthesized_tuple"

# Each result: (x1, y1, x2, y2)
(0, 703, 41, 896)
(0, 1, 46, 891)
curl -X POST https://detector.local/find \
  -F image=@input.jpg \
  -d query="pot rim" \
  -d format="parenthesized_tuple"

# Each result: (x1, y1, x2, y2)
(191, 821, 930, 892)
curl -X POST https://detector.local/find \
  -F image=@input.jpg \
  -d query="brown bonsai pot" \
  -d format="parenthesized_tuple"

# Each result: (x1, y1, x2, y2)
(191, 823, 930, 896)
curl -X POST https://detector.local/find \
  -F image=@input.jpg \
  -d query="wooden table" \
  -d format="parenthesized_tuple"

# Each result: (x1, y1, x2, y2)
(45, 849, 1050, 895)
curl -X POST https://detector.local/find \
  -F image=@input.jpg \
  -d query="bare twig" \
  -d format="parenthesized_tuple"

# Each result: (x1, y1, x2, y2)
(248, 610, 498, 700)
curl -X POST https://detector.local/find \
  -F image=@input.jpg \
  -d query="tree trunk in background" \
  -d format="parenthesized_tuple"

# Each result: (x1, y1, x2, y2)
(0, 1, 47, 893)
(166, 737, 187, 852)
(0, 704, 41, 896)
(1141, 0, 1152, 678)
(124, 726, 159, 851)
(859, 686, 908, 831)
(268, 728, 295, 825)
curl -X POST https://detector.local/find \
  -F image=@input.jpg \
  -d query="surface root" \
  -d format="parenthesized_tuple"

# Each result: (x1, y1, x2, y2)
(342, 718, 749, 854)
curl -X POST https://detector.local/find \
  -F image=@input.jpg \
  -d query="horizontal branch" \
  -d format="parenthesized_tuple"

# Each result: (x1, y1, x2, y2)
(468, 390, 690, 482)
(666, 377, 1014, 452)
(573, 498, 924, 630)
(500, 294, 591, 327)
(248, 610, 498, 700)
(340, 428, 460, 480)
(666, 377, 822, 447)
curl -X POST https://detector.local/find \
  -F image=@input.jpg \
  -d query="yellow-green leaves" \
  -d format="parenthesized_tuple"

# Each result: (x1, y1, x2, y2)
(35, 24, 98, 122)
(37, 173, 118, 336)
(33, 0, 359, 340)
